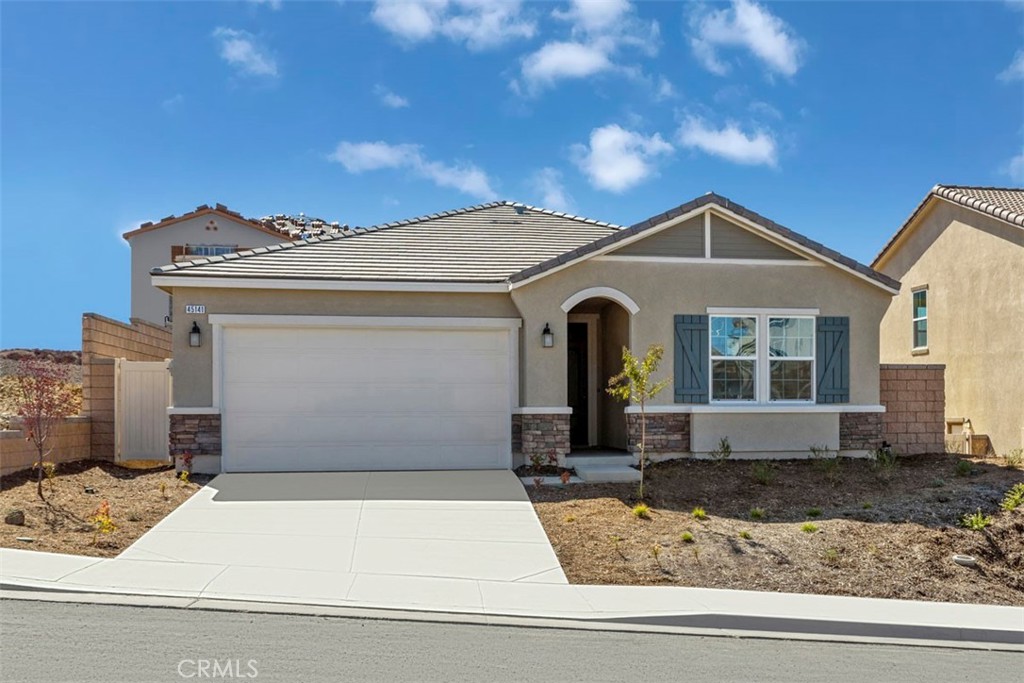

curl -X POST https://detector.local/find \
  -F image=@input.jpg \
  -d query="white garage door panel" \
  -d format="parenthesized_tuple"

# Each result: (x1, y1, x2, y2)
(222, 325, 514, 472)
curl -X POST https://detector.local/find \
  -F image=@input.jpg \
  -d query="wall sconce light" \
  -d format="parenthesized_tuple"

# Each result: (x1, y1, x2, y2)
(189, 321, 202, 348)
(542, 323, 554, 348)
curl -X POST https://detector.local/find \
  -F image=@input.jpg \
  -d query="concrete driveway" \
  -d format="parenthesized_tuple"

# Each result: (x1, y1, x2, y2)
(120, 470, 566, 586)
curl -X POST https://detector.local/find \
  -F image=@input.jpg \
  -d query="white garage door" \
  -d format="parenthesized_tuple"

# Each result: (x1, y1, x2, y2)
(221, 324, 514, 472)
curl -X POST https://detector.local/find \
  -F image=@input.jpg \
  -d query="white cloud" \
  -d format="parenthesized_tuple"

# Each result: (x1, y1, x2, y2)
(689, 0, 806, 77)
(329, 140, 497, 199)
(530, 168, 574, 212)
(212, 28, 278, 78)
(572, 124, 673, 193)
(677, 116, 777, 166)
(370, 0, 536, 51)
(374, 84, 410, 108)
(515, 0, 659, 94)
(249, 0, 283, 9)
(998, 50, 1024, 81)
(655, 75, 676, 101)
(161, 94, 184, 112)
(1005, 152, 1024, 183)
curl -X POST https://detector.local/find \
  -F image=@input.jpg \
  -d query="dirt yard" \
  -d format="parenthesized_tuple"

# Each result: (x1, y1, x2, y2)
(529, 454, 1024, 606)
(0, 460, 207, 557)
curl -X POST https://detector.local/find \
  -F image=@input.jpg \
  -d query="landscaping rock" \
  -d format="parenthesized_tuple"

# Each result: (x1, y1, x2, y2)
(84, 486, 97, 494)
(4, 510, 25, 526)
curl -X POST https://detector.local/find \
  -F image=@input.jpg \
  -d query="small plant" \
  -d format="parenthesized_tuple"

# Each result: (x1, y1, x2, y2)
(178, 469, 190, 487)
(691, 506, 708, 520)
(750, 460, 777, 486)
(34, 461, 58, 493)
(547, 451, 558, 467)
(680, 531, 695, 543)
(709, 437, 732, 467)
(159, 481, 168, 500)
(739, 530, 752, 540)
(559, 470, 571, 485)
(999, 483, 1024, 512)
(960, 509, 993, 531)
(872, 445, 899, 479)
(532, 476, 543, 488)
(651, 543, 663, 568)
(954, 459, 973, 477)
(822, 547, 841, 566)
(809, 444, 842, 486)
(801, 522, 819, 534)
(806, 507, 822, 518)
(861, 501, 873, 510)
(691, 545, 702, 563)
(929, 478, 946, 488)
(529, 453, 545, 470)
(632, 503, 651, 519)
(564, 515, 576, 523)
(1005, 449, 1023, 469)
(88, 500, 117, 545)
(749, 507, 766, 520)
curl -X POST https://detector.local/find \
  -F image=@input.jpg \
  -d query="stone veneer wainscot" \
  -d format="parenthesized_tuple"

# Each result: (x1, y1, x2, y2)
(512, 413, 571, 465)
(169, 413, 222, 457)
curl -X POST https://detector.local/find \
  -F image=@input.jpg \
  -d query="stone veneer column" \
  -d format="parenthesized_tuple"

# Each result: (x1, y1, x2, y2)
(839, 412, 883, 451)
(626, 412, 691, 457)
(512, 412, 571, 465)
(169, 413, 221, 471)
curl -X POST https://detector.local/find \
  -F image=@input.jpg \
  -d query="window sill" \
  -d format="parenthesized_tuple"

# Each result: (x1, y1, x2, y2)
(911, 347, 930, 356)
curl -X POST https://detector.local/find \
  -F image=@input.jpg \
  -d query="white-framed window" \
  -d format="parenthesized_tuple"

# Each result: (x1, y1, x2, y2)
(709, 313, 815, 403)
(912, 287, 927, 350)
(185, 244, 237, 257)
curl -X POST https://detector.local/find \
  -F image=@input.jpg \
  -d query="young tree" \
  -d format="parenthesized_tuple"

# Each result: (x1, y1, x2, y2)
(12, 359, 77, 500)
(607, 345, 669, 500)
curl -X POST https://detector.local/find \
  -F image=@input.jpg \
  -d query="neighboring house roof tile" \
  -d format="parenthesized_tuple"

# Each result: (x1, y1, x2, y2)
(152, 202, 622, 282)
(152, 194, 897, 292)
(873, 184, 1024, 266)
(123, 204, 346, 241)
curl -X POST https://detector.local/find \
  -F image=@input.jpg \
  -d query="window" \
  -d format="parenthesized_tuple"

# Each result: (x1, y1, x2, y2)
(912, 288, 927, 349)
(710, 316, 757, 400)
(709, 313, 815, 403)
(185, 244, 237, 257)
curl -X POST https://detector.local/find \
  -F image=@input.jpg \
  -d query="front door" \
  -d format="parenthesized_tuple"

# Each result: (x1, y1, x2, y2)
(567, 322, 589, 447)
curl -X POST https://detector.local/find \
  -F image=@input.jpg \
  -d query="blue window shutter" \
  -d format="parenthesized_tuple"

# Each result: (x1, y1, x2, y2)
(816, 316, 850, 404)
(675, 315, 709, 404)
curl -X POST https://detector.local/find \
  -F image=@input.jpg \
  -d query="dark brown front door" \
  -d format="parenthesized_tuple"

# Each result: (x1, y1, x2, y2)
(567, 322, 589, 447)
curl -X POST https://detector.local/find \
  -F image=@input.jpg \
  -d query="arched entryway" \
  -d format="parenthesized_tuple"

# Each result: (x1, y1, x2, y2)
(561, 288, 637, 452)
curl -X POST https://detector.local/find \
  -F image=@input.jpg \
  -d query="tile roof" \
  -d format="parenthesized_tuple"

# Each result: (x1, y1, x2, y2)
(873, 185, 1024, 266)
(153, 194, 897, 292)
(153, 202, 622, 283)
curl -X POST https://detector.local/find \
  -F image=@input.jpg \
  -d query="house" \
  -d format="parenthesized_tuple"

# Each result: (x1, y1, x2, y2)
(874, 185, 1024, 455)
(123, 204, 345, 326)
(151, 193, 900, 474)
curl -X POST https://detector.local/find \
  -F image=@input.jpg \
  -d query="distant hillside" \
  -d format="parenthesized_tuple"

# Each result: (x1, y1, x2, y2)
(0, 349, 81, 365)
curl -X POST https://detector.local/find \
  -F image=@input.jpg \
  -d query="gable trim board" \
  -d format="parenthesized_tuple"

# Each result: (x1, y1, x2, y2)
(153, 276, 509, 293)
(873, 184, 1024, 269)
(596, 256, 822, 266)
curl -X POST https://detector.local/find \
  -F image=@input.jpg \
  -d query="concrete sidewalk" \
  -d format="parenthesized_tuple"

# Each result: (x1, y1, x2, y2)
(2, 547, 1021, 649)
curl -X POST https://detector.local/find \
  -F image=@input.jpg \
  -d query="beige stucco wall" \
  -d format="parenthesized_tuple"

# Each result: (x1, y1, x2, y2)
(128, 215, 287, 326)
(599, 303, 629, 448)
(169, 287, 519, 407)
(511, 259, 892, 407)
(877, 200, 1024, 453)
(691, 413, 838, 456)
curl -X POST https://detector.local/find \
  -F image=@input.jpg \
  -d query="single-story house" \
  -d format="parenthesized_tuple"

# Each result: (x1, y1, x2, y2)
(153, 193, 900, 474)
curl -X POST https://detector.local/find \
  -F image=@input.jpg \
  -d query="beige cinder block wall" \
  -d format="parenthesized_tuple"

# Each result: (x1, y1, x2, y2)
(81, 313, 173, 459)
(168, 288, 520, 407)
(0, 417, 91, 476)
(877, 201, 1024, 453)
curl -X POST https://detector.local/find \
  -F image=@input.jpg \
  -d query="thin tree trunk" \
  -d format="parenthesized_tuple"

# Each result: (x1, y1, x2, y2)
(639, 398, 646, 500)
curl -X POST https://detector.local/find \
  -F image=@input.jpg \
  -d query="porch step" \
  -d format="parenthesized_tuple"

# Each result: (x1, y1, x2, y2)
(565, 454, 635, 468)
(573, 463, 642, 484)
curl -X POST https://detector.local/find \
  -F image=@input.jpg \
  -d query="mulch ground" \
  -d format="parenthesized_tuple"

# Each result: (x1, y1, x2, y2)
(529, 454, 1024, 606)
(0, 460, 209, 557)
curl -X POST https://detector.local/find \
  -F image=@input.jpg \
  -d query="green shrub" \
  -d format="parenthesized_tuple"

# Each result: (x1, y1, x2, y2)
(680, 531, 695, 543)
(806, 507, 822, 518)
(710, 437, 732, 467)
(750, 460, 777, 486)
(632, 503, 651, 519)
(861, 501, 873, 510)
(822, 547, 840, 566)
(1005, 449, 1023, 469)
(749, 507, 766, 520)
(960, 509, 992, 530)
(929, 477, 946, 488)
(692, 506, 708, 520)
(738, 530, 752, 540)
(1000, 483, 1024, 512)
(872, 447, 899, 478)
(954, 459, 973, 477)
(801, 522, 819, 534)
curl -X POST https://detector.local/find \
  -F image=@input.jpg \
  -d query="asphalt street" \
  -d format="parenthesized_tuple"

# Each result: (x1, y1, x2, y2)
(1, 599, 1019, 682)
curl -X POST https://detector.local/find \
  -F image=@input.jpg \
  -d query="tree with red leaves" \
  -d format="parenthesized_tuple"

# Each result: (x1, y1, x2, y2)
(12, 359, 78, 500)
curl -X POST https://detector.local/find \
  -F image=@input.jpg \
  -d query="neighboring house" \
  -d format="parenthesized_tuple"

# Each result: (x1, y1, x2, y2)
(123, 204, 344, 326)
(874, 185, 1024, 455)
(152, 193, 899, 474)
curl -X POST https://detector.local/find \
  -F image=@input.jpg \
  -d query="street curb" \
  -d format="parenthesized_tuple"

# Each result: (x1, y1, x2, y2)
(3, 585, 1021, 652)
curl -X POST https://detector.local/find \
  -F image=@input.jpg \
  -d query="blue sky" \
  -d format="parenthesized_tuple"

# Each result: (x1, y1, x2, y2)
(2, 0, 1022, 349)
